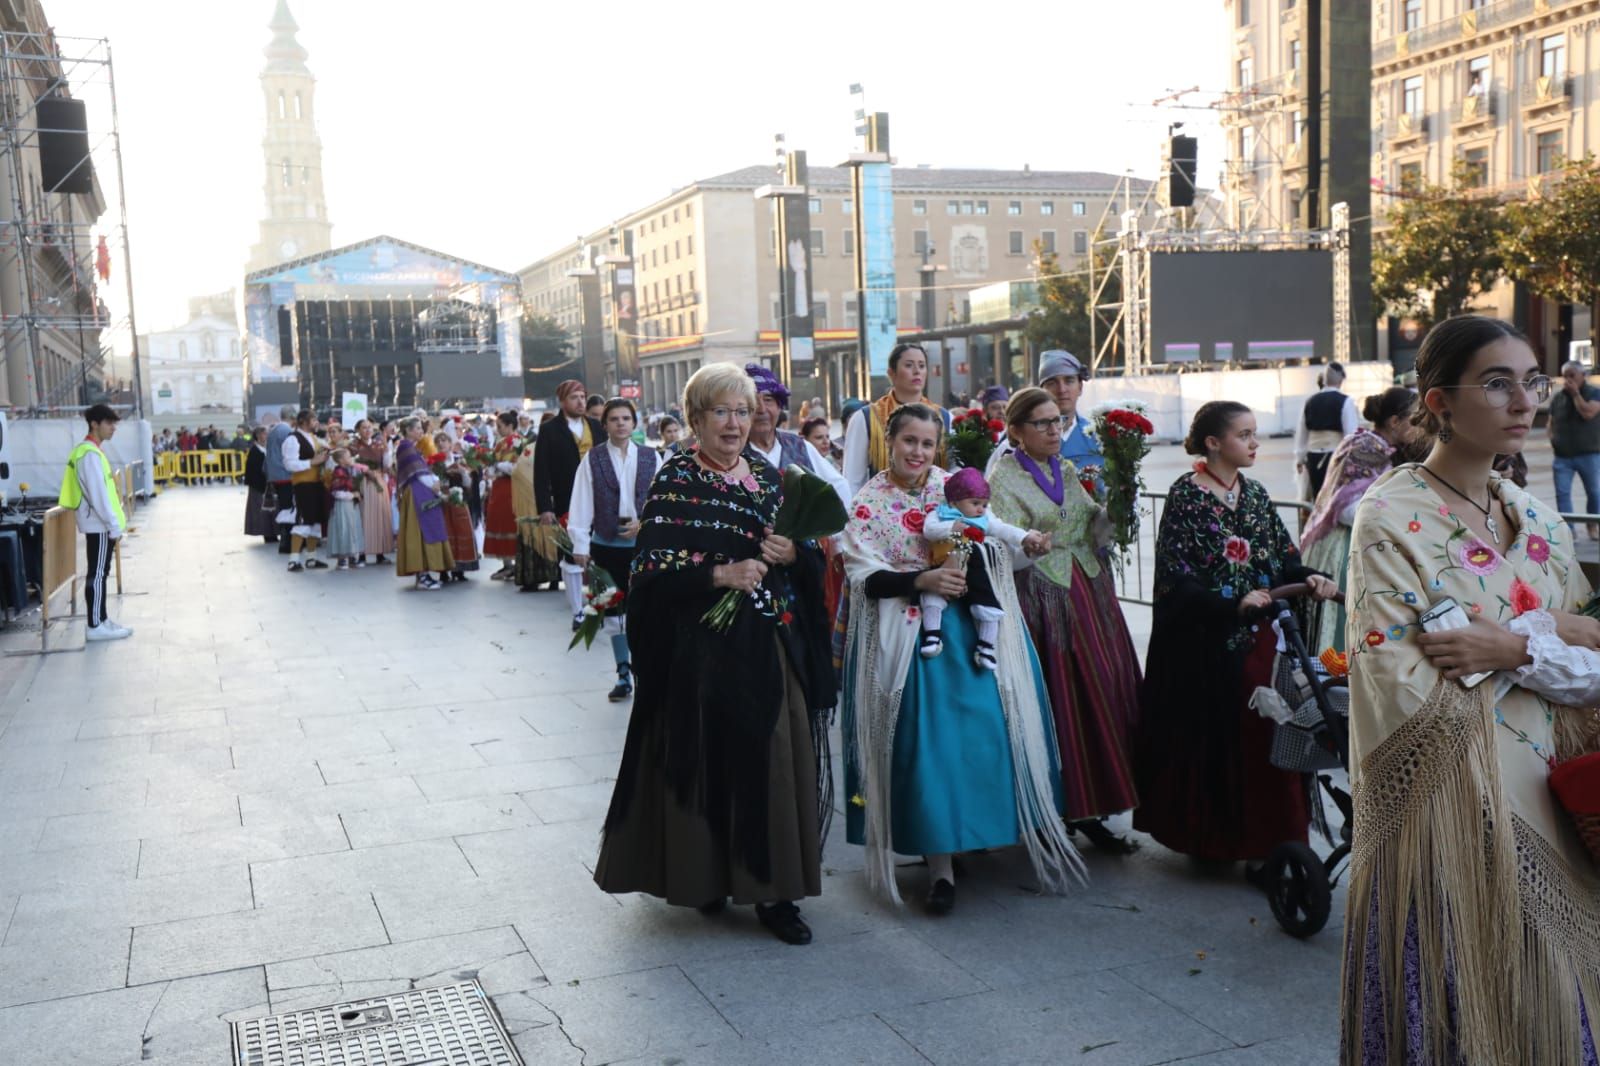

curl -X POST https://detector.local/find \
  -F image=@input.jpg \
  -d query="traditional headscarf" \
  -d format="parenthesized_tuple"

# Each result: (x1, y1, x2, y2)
(978, 385, 1009, 408)
(556, 379, 586, 404)
(1301, 427, 1395, 550)
(744, 363, 790, 408)
(944, 466, 991, 503)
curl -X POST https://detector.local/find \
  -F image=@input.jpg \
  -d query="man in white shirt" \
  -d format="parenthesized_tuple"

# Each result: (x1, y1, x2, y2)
(1294, 361, 1360, 500)
(61, 404, 131, 641)
(743, 363, 851, 507)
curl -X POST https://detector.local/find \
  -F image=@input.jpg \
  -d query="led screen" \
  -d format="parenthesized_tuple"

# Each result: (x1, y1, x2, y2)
(1148, 250, 1333, 364)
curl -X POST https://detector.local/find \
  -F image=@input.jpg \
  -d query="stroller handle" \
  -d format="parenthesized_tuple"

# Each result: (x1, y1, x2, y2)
(1267, 582, 1345, 606)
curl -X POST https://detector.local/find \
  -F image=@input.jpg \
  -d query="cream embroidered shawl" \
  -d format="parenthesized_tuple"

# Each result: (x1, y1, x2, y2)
(1344, 464, 1600, 1064)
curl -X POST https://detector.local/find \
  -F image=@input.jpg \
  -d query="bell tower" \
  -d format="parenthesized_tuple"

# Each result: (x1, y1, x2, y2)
(247, 0, 332, 272)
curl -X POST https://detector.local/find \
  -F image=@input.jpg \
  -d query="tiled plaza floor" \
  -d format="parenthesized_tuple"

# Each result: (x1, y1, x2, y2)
(0, 463, 1346, 1065)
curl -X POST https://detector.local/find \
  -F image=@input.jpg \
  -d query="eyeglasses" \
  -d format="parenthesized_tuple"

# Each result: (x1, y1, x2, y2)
(1438, 375, 1552, 407)
(1020, 415, 1070, 433)
(707, 406, 752, 423)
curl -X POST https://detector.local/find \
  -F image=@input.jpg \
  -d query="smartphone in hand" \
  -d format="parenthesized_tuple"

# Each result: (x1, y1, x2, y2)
(1419, 596, 1493, 689)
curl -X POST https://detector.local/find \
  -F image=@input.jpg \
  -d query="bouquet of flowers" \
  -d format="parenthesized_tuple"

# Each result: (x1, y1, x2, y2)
(1089, 401, 1156, 564)
(446, 485, 465, 507)
(948, 409, 1005, 471)
(701, 464, 848, 632)
(570, 574, 623, 651)
(461, 444, 497, 472)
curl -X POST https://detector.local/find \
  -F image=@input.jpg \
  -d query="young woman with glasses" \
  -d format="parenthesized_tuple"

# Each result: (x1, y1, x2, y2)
(1342, 315, 1600, 1063)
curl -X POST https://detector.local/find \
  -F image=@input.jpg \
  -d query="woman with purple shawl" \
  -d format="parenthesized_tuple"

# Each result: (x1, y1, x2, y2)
(1299, 387, 1416, 653)
(394, 417, 454, 590)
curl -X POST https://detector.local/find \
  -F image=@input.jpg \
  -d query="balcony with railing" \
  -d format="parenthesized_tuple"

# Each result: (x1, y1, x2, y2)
(1384, 110, 1430, 145)
(1452, 89, 1497, 128)
(1523, 74, 1574, 112)
(1219, 68, 1303, 113)
(1370, 0, 1590, 65)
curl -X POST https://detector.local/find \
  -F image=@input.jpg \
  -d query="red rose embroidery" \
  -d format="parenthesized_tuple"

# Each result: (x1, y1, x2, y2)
(901, 509, 926, 534)
(854, 505, 872, 520)
(1509, 578, 1542, 618)
(1223, 536, 1251, 564)
(1406, 520, 1422, 533)
(1364, 629, 1385, 648)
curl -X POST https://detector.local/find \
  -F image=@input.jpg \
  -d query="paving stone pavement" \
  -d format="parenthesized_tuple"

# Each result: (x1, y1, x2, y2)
(0, 470, 1347, 1065)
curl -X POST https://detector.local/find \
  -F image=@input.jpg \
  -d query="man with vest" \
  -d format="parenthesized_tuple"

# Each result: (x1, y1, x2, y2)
(1294, 361, 1358, 500)
(743, 363, 851, 507)
(1551, 360, 1600, 539)
(842, 342, 950, 497)
(281, 409, 331, 572)
(61, 404, 131, 641)
(533, 379, 604, 620)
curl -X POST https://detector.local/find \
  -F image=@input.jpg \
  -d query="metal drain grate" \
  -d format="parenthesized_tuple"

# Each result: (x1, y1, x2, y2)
(232, 979, 524, 1066)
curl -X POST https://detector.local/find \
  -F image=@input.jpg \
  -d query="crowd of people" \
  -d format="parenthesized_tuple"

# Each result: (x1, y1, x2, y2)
(213, 322, 1600, 1063)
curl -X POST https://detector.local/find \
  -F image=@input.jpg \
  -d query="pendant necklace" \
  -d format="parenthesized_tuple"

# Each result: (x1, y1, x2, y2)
(1423, 465, 1499, 543)
(1196, 462, 1240, 507)
(695, 447, 739, 474)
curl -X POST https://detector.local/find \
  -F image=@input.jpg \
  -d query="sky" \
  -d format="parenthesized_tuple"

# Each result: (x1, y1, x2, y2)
(60, 0, 1230, 335)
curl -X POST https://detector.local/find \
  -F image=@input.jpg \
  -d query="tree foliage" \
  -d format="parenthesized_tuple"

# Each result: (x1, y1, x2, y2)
(1502, 155, 1600, 343)
(1371, 162, 1505, 328)
(1025, 237, 1121, 367)
(519, 311, 575, 401)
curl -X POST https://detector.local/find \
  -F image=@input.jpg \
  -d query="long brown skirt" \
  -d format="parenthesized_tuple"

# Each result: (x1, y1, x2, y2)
(360, 481, 395, 555)
(594, 641, 822, 906)
(395, 487, 454, 577)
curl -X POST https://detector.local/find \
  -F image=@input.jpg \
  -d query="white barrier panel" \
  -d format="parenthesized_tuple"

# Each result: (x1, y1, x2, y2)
(1082, 364, 1393, 442)
(0, 418, 154, 499)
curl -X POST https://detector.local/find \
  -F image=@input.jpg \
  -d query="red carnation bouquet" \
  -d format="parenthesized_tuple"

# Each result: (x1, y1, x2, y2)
(949, 409, 1004, 471)
(1089, 402, 1156, 565)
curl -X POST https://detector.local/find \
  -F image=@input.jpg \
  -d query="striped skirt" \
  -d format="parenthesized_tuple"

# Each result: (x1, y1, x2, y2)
(1015, 563, 1142, 821)
(443, 502, 479, 570)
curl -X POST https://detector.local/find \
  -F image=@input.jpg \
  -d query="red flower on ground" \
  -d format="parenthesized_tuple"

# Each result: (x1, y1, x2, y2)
(901, 509, 926, 534)
(1510, 578, 1542, 617)
(1223, 535, 1251, 564)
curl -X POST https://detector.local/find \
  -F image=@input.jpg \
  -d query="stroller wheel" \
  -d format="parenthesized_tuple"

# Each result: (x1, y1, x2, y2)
(1261, 841, 1332, 939)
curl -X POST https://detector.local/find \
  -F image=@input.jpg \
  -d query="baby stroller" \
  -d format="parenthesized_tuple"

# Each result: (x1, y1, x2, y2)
(1247, 583, 1353, 939)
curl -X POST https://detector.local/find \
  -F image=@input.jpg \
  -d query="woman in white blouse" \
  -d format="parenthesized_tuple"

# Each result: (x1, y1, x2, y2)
(568, 398, 660, 702)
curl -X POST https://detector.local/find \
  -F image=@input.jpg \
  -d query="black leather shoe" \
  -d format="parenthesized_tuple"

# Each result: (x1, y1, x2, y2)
(756, 901, 812, 945)
(1070, 818, 1140, 856)
(925, 878, 956, 916)
(608, 674, 633, 702)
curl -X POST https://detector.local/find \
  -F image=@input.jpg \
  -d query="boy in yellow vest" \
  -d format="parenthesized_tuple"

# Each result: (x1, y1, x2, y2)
(60, 403, 130, 641)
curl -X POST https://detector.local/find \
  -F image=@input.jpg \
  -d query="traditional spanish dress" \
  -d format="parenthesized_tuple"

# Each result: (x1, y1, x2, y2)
(1133, 472, 1315, 861)
(394, 439, 453, 577)
(324, 464, 364, 558)
(1299, 428, 1393, 656)
(1342, 465, 1600, 1064)
(440, 463, 479, 572)
(595, 454, 825, 907)
(839, 467, 1082, 903)
(989, 450, 1141, 821)
(350, 436, 395, 559)
(482, 435, 521, 561)
(243, 441, 274, 538)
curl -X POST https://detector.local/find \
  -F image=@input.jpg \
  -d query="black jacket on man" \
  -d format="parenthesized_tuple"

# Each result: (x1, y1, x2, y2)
(533, 416, 604, 517)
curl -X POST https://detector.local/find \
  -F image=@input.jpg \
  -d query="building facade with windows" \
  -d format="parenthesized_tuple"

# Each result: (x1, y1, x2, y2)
(1225, 0, 1598, 366)
(518, 164, 1157, 411)
(142, 292, 244, 425)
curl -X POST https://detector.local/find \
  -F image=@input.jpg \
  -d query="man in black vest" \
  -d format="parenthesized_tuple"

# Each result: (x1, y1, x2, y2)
(533, 379, 604, 612)
(1295, 361, 1358, 499)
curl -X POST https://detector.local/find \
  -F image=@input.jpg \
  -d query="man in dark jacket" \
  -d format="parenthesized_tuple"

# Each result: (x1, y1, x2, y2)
(532, 379, 603, 616)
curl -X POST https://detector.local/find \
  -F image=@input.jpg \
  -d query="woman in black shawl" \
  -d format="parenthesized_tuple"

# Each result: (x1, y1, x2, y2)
(595, 363, 832, 946)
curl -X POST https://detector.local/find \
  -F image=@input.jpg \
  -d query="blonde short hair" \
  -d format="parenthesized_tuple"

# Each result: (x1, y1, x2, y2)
(682, 363, 757, 431)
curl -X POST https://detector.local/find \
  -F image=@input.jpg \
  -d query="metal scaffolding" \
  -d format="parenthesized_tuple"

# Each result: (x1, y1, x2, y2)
(0, 30, 142, 416)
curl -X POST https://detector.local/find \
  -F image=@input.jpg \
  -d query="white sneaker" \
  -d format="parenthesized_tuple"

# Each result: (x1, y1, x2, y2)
(86, 623, 131, 642)
(104, 620, 133, 637)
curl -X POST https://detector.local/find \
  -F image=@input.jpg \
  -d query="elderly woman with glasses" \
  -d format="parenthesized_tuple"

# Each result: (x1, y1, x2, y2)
(988, 387, 1144, 853)
(595, 363, 829, 947)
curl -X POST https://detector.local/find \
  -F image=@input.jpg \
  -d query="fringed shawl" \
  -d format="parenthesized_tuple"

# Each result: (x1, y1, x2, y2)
(840, 468, 1084, 904)
(1302, 428, 1393, 552)
(1344, 466, 1600, 1064)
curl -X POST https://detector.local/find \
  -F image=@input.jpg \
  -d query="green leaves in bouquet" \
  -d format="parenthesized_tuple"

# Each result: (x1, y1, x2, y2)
(771, 464, 848, 541)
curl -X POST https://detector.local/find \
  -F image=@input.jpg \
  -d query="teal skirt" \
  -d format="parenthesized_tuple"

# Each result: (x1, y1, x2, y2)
(845, 599, 1061, 856)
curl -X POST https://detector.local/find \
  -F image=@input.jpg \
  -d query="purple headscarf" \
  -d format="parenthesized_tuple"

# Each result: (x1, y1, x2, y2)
(1301, 428, 1395, 550)
(744, 363, 790, 408)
